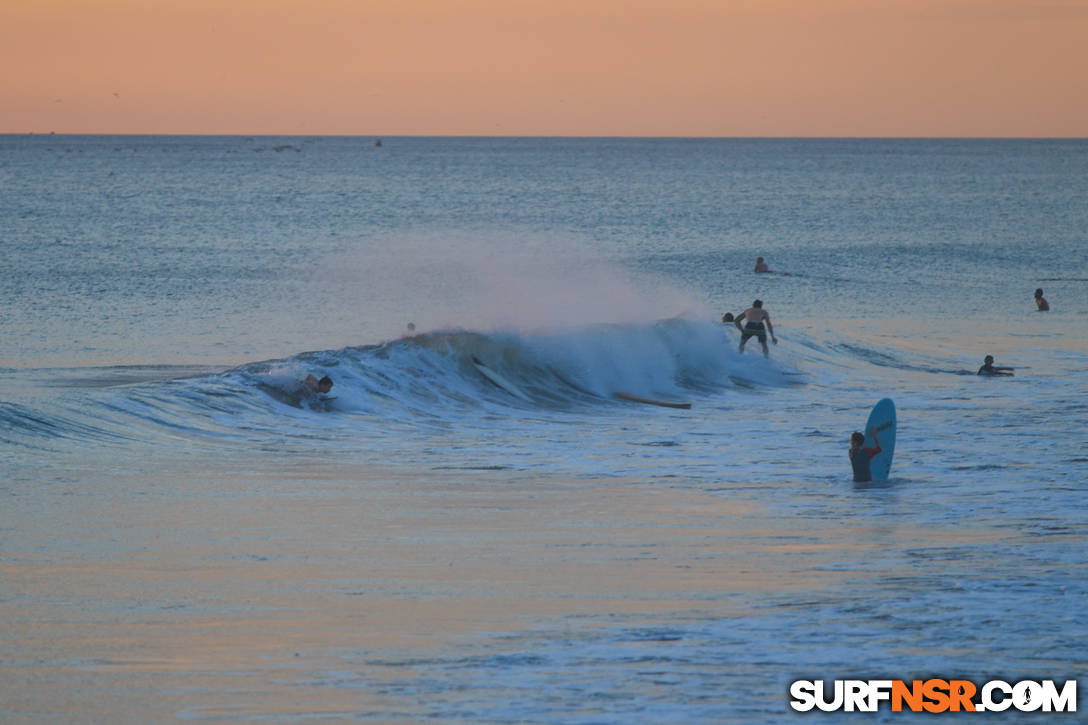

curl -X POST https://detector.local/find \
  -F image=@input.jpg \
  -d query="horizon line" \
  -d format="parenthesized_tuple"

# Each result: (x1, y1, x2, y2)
(4, 132, 1087, 141)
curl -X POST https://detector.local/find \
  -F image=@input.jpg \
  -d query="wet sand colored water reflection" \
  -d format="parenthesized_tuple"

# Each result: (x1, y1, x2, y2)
(2, 458, 1016, 722)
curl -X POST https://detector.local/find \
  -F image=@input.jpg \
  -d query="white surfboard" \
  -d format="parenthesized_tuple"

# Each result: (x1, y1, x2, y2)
(471, 356, 532, 402)
(862, 398, 896, 480)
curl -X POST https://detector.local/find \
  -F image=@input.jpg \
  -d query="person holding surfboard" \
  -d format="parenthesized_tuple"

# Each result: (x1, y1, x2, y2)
(734, 299, 777, 356)
(849, 426, 882, 483)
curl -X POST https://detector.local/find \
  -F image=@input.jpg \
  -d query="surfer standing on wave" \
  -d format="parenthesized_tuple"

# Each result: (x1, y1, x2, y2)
(849, 427, 882, 483)
(734, 300, 777, 357)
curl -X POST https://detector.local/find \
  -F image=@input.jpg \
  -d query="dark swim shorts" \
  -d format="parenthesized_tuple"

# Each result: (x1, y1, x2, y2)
(741, 322, 766, 342)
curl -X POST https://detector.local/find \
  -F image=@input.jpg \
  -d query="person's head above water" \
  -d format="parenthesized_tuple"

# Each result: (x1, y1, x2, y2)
(984, 355, 995, 365)
(317, 375, 333, 394)
(752, 299, 763, 308)
(1035, 288, 1044, 298)
(851, 431, 865, 448)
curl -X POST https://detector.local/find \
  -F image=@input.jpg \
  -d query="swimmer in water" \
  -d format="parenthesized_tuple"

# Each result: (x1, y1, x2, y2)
(1034, 288, 1049, 311)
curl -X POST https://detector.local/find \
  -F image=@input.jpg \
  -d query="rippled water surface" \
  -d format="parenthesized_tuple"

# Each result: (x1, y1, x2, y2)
(2, 136, 1086, 722)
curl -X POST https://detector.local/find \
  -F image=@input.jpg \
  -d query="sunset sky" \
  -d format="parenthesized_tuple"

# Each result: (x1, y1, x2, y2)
(2, 0, 1086, 136)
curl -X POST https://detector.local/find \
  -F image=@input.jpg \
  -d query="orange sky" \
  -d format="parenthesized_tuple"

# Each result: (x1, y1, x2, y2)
(2, 0, 1086, 136)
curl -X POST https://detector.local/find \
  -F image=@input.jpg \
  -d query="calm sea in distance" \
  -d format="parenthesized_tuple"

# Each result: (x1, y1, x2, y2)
(2, 136, 1086, 722)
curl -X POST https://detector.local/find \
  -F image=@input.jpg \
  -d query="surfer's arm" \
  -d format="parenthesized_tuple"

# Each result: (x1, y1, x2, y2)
(867, 426, 881, 455)
(764, 316, 777, 342)
(734, 314, 745, 331)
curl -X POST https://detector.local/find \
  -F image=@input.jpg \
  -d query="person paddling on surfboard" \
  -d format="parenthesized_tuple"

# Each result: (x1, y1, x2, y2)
(734, 299, 777, 357)
(849, 427, 882, 483)
(303, 374, 333, 395)
(977, 355, 1014, 377)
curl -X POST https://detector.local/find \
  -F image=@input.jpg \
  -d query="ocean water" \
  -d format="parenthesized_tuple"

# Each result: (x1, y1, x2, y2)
(2, 136, 1086, 722)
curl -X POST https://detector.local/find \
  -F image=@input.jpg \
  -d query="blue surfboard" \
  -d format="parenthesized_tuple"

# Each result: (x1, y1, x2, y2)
(862, 398, 896, 480)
